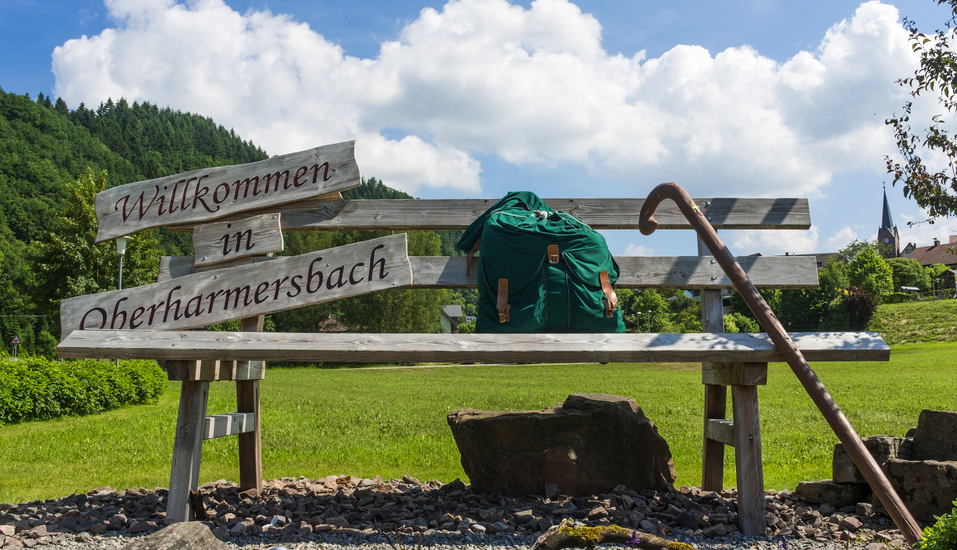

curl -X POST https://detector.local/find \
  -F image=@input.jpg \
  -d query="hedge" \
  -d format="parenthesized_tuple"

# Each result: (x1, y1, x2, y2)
(0, 357, 165, 425)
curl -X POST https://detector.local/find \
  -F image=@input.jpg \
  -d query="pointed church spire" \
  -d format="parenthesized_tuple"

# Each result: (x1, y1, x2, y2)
(881, 185, 895, 231)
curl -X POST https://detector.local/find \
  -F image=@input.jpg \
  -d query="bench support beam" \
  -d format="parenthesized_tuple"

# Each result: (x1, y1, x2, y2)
(237, 315, 264, 494)
(167, 380, 209, 523)
(732, 384, 766, 536)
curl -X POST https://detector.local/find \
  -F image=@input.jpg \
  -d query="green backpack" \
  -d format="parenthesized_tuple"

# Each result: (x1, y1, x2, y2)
(457, 192, 626, 333)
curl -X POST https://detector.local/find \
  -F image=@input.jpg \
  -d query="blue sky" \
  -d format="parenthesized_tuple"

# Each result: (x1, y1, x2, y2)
(2, 0, 956, 257)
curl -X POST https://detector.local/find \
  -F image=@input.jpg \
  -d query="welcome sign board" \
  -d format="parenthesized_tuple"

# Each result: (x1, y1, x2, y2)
(94, 140, 360, 242)
(60, 234, 412, 337)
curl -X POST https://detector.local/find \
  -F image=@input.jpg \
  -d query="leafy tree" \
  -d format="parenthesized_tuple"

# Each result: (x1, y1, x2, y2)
(842, 286, 880, 330)
(887, 257, 934, 292)
(846, 246, 894, 299)
(31, 169, 161, 319)
(886, 1, 957, 218)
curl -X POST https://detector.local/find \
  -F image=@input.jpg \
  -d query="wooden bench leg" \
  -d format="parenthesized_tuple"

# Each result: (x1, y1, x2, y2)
(237, 315, 264, 494)
(732, 384, 766, 536)
(702, 383, 727, 491)
(168, 379, 209, 523)
(237, 378, 262, 493)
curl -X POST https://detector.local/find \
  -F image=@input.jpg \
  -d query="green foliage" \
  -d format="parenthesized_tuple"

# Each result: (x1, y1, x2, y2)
(886, 1, 957, 218)
(0, 357, 165, 425)
(847, 246, 894, 299)
(776, 259, 849, 331)
(30, 169, 162, 319)
(724, 312, 760, 333)
(887, 258, 933, 292)
(456, 319, 475, 333)
(917, 500, 957, 550)
(842, 286, 880, 330)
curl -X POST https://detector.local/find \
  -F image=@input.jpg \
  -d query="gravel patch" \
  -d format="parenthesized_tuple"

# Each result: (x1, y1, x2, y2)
(0, 476, 911, 550)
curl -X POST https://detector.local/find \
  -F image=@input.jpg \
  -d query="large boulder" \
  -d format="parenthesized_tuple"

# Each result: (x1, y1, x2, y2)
(911, 410, 957, 461)
(884, 459, 957, 522)
(447, 393, 675, 497)
(832, 435, 904, 484)
(122, 522, 230, 550)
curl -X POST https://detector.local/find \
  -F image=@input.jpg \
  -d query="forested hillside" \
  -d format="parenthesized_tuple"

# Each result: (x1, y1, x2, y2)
(0, 87, 465, 357)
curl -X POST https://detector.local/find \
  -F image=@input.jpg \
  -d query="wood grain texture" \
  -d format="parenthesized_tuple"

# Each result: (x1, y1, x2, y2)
(167, 380, 208, 523)
(192, 213, 284, 267)
(702, 385, 728, 492)
(732, 385, 767, 536)
(204, 412, 256, 440)
(160, 254, 818, 289)
(237, 315, 263, 494)
(702, 362, 769, 386)
(168, 197, 811, 232)
(704, 418, 735, 447)
(60, 234, 412, 337)
(165, 359, 263, 381)
(95, 141, 359, 242)
(58, 330, 891, 363)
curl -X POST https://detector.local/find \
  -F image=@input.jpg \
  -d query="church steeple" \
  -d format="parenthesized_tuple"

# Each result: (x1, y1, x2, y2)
(878, 184, 900, 258)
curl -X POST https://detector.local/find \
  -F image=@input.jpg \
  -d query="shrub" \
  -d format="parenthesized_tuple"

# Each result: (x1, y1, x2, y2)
(0, 357, 165, 426)
(917, 500, 957, 550)
(883, 292, 920, 304)
(843, 286, 880, 330)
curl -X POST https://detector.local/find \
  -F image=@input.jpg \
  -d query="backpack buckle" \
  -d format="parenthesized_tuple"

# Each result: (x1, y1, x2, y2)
(599, 271, 618, 318)
(497, 279, 510, 323)
(547, 244, 560, 264)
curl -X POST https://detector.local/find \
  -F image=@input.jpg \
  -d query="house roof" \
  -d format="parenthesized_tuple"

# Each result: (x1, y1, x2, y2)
(441, 305, 463, 319)
(900, 242, 957, 267)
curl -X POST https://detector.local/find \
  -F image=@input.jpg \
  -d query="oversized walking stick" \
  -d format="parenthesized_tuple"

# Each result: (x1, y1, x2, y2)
(639, 182, 922, 545)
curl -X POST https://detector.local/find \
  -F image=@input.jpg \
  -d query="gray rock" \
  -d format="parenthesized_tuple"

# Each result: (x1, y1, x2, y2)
(832, 435, 903, 484)
(794, 480, 870, 507)
(884, 458, 957, 522)
(911, 410, 957, 461)
(122, 522, 231, 550)
(447, 393, 675, 496)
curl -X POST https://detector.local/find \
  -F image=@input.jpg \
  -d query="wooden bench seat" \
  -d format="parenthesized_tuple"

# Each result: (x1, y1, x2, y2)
(58, 329, 889, 365)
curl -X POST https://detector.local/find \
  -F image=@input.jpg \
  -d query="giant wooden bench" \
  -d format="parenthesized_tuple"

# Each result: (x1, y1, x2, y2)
(56, 143, 917, 541)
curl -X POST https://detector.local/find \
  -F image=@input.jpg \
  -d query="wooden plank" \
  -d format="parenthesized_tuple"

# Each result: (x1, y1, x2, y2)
(704, 418, 735, 447)
(58, 330, 892, 363)
(237, 315, 264, 494)
(60, 234, 412, 337)
(161, 254, 819, 289)
(192, 213, 284, 267)
(204, 412, 256, 440)
(702, 362, 769, 386)
(167, 380, 208, 523)
(157, 255, 275, 283)
(169, 197, 811, 232)
(166, 359, 263, 381)
(94, 141, 359, 243)
(732, 385, 767, 536)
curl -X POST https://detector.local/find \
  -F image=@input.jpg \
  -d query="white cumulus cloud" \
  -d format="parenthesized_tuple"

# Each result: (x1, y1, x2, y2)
(52, 0, 927, 201)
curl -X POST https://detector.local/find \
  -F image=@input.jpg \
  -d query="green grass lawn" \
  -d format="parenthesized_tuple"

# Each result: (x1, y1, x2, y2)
(1, 342, 954, 504)
(870, 298, 957, 345)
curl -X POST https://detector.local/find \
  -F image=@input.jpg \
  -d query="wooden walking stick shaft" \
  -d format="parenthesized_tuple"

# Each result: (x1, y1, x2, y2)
(639, 182, 922, 545)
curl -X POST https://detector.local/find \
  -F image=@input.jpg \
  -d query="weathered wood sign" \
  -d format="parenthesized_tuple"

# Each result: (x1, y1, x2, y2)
(60, 234, 411, 337)
(94, 141, 360, 243)
(192, 213, 284, 267)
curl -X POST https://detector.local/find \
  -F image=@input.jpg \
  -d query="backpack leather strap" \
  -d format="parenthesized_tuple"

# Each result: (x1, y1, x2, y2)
(547, 244, 560, 264)
(466, 239, 481, 277)
(497, 279, 510, 323)
(599, 271, 618, 318)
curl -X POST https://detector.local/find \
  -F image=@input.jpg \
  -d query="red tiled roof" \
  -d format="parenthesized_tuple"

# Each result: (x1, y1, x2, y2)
(901, 243, 957, 267)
